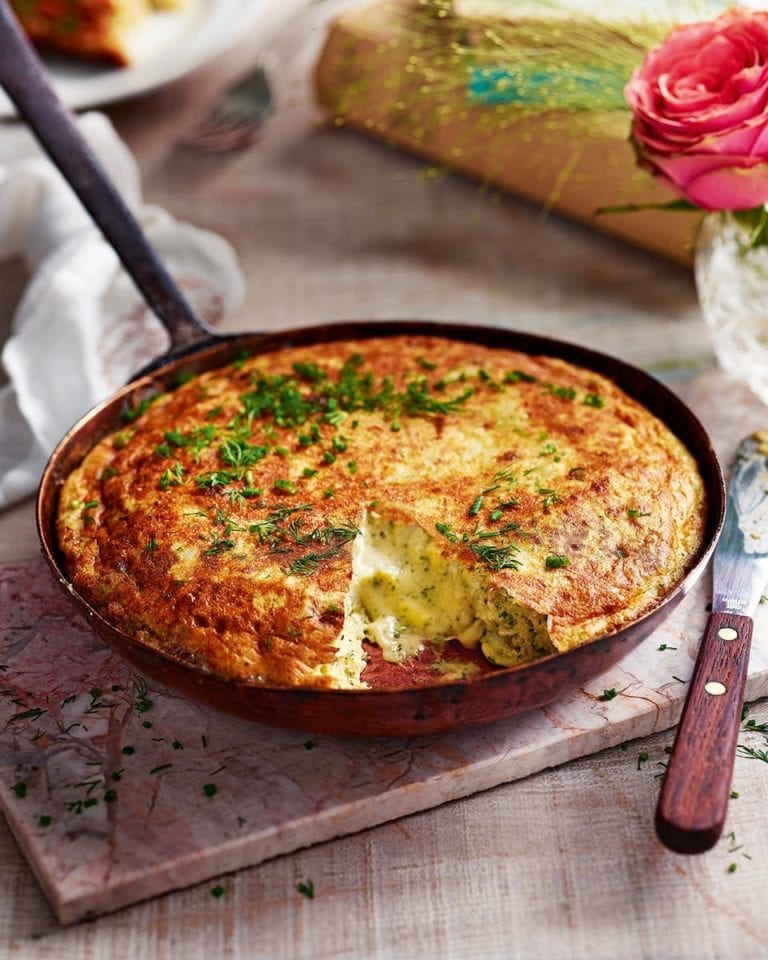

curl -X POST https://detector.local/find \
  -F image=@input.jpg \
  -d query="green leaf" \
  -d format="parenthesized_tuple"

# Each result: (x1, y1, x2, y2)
(732, 206, 768, 248)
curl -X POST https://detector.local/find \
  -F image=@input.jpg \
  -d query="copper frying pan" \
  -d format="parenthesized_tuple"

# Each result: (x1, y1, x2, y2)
(0, 3, 725, 736)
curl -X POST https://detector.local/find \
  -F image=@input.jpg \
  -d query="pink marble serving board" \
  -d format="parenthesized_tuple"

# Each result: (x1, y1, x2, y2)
(2, 371, 768, 925)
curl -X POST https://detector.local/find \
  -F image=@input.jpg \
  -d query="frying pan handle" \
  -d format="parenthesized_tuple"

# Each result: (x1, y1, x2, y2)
(656, 610, 753, 854)
(0, 0, 213, 354)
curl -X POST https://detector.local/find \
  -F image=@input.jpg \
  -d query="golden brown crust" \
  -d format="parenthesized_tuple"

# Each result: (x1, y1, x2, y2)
(56, 335, 707, 687)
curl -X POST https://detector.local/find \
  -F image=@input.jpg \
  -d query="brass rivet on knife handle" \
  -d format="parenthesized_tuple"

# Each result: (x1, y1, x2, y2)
(656, 611, 754, 854)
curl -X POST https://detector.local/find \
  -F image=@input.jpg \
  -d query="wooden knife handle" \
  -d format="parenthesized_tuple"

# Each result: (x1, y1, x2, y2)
(656, 611, 753, 854)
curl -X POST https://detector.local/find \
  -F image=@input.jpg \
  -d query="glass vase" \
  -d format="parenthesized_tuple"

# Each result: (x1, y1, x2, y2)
(695, 210, 768, 404)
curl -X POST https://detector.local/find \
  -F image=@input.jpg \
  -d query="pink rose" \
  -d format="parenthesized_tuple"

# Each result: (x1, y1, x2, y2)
(626, 8, 768, 210)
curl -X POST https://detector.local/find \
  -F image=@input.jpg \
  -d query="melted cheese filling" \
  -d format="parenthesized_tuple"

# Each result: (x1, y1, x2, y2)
(321, 512, 555, 688)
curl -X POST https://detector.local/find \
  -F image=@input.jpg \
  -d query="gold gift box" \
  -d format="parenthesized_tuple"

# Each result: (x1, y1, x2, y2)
(315, 0, 703, 266)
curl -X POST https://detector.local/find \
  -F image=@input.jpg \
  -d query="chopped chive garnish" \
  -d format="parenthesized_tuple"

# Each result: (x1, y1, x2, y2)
(468, 496, 483, 517)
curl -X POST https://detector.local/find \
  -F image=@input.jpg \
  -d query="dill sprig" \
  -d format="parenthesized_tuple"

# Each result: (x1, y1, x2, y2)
(468, 541, 521, 571)
(237, 354, 473, 433)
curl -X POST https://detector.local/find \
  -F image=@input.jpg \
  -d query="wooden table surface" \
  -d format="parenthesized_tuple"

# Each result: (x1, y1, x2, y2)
(1, 5, 768, 957)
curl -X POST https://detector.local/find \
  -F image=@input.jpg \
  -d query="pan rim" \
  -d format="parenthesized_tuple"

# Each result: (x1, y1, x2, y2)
(36, 318, 725, 701)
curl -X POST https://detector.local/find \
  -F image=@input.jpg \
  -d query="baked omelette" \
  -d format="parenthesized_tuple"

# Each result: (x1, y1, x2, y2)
(56, 335, 707, 689)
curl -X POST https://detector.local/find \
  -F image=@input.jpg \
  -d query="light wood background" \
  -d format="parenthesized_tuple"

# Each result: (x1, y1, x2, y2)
(1, 3, 767, 956)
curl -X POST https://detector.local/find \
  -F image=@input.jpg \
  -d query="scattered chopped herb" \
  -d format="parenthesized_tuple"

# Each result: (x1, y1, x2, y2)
(493, 467, 517, 485)
(122, 746, 135, 756)
(11, 782, 26, 799)
(538, 488, 562, 510)
(150, 764, 173, 775)
(82, 499, 99, 510)
(203, 536, 236, 556)
(728, 863, 738, 873)
(583, 393, 604, 409)
(627, 509, 651, 519)
(289, 550, 338, 576)
(347, 460, 358, 474)
(731, 790, 740, 799)
(469, 541, 521, 571)
(9, 706, 45, 723)
(158, 462, 185, 490)
(416, 356, 437, 371)
(600, 688, 617, 701)
(144, 537, 158, 552)
(297, 879, 315, 899)
(545, 554, 570, 569)
(304, 740, 315, 750)
(293, 361, 326, 383)
(104, 789, 117, 803)
(203, 783, 217, 798)
(211, 885, 226, 898)
(738, 745, 768, 763)
(273, 479, 298, 495)
(435, 522, 458, 542)
(122, 391, 159, 423)
(468, 496, 484, 517)
(504, 370, 536, 384)
(169, 370, 196, 389)
(637, 751, 649, 770)
(196, 470, 236, 488)
(39, 815, 51, 828)
(172, 739, 183, 750)
(302, 468, 319, 478)
(658, 643, 678, 651)
(134, 677, 153, 714)
(744, 718, 768, 733)
(543, 383, 576, 400)
(231, 348, 252, 370)
(219, 436, 268, 468)
(298, 425, 322, 447)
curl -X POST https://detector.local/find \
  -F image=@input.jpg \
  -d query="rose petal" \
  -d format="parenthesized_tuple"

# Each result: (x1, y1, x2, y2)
(649, 152, 768, 209)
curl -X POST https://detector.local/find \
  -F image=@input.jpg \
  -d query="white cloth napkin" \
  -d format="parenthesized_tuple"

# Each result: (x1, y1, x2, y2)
(0, 112, 245, 509)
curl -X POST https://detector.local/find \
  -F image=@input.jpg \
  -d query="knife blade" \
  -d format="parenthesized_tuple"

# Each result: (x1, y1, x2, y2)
(657, 431, 768, 854)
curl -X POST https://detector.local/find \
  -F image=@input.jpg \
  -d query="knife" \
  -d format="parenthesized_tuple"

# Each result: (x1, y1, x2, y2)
(657, 431, 768, 854)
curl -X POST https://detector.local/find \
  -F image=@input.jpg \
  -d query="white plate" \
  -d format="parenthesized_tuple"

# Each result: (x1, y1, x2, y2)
(0, 0, 272, 117)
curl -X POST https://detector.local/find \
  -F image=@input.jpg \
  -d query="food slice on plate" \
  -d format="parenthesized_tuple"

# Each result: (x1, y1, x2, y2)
(11, 0, 187, 65)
